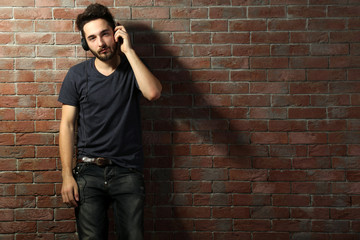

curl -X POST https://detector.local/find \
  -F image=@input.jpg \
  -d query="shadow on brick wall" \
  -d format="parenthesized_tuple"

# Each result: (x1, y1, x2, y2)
(122, 23, 252, 239)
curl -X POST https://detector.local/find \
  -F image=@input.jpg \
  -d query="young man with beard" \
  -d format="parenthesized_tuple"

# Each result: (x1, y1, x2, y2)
(58, 3, 162, 240)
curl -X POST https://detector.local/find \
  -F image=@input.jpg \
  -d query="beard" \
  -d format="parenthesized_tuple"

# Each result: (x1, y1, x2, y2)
(90, 43, 117, 61)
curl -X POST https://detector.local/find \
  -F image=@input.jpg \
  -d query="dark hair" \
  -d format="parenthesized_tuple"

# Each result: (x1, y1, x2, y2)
(76, 3, 116, 37)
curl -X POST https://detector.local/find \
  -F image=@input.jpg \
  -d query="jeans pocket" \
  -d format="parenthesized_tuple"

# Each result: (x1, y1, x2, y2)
(74, 163, 87, 205)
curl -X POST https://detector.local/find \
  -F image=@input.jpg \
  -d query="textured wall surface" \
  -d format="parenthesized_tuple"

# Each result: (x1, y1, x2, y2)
(1, 0, 360, 239)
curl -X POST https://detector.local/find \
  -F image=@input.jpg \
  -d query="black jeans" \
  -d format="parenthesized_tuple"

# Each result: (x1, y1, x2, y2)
(74, 163, 145, 240)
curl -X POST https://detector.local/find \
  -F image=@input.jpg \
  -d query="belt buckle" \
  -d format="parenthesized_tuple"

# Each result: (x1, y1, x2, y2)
(95, 157, 110, 167)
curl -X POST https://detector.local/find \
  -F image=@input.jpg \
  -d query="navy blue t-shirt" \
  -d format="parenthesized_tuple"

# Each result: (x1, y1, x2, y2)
(58, 56, 144, 170)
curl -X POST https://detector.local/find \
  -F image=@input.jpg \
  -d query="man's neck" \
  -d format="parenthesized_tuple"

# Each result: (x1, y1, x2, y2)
(94, 55, 121, 76)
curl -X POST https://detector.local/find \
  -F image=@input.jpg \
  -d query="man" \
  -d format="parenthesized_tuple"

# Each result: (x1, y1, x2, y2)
(58, 3, 162, 239)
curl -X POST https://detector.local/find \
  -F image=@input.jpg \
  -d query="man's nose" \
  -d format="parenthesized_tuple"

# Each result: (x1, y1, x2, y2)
(97, 37, 105, 47)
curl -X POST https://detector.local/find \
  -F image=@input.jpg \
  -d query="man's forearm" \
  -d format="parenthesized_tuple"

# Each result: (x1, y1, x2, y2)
(124, 49, 162, 101)
(59, 124, 75, 178)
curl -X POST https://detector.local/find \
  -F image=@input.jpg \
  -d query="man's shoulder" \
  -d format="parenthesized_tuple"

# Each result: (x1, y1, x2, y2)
(69, 58, 92, 73)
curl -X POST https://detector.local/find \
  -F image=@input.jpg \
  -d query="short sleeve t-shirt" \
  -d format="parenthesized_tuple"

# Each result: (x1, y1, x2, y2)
(58, 56, 144, 170)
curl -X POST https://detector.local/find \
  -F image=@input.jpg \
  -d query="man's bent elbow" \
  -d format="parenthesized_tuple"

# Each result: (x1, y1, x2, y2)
(146, 89, 161, 101)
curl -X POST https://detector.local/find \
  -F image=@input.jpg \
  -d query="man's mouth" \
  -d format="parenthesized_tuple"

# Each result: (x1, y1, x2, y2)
(99, 48, 109, 54)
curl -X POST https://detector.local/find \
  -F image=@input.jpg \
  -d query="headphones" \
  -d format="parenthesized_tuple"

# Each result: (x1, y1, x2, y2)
(81, 37, 90, 51)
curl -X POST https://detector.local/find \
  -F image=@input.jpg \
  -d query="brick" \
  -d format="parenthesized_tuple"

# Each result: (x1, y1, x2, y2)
(0, 222, 37, 234)
(309, 19, 346, 31)
(251, 206, 289, 219)
(173, 181, 212, 193)
(0, 134, 15, 145)
(291, 32, 328, 43)
(0, 196, 35, 209)
(253, 157, 292, 169)
(292, 182, 331, 194)
(16, 184, 55, 196)
(194, 95, 232, 107)
(0, 46, 34, 58)
(229, 20, 266, 31)
(329, 132, 360, 144)
(270, 145, 307, 157)
(271, 45, 309, 56)
(253, 233, 289, 240)
(0, 146, 34, 158)
(193, 45, 231, 57)
(35, 0, 75, 7)
(0, 70, 35, 83)
(14, 8, 52, 19)
(230, 120, 268, 131)
(234, 220, 271, 231)
(0, 8, 12, 19)
(233, 45, 269, 56)
(254, 110, 284, 122)
(0, 83, 15, 94)
(155, 45, 192, 57)
(289, 132, 327, 144)
(38, 221, 76, 233)
(213, 206, 249, 218)
(311, 44, 349, 56)
(15, 209, 53, 221)
(0, 33, 14, 44)
(16, 33, 53, 45)
(171, 7, 208, 18)
(210, 107, 247, 119)
(0, 20, 33, 32)
(293, 157, 331, 169)
(288, 108, 327, 119)
(115, 0, 154, 6)
(0, 172, 33, 184)
(0, 0, 34, 6)
(34, 171, 61, 183)
(328, 107, 360, 119)
(37, 46, 76, 57)
(288, 6, 326, 17)
(231, 70, 266, 81)
(195, 219, 232, 231)
(16, 59, 54, 70)
(330, 31, 360, 43)
(272, 220, 311, 232)
(0, 159, 16, 171)
(17, 108, 54, 121)
(35, 20, 73, 32)
(191, 20, 228, 32)
(174, 206, 211, 218)
(253, 182, 290, 194)
(252, 32, 289, 44)
(269, 19, 306, 31)
(251, 132, 288, 144)
(192, 0, 231, 6)
(54, 209, 75, 220)
(248, 6, 286, 18)
(312, 220, 350, 232)
(213, 57, 249, 69)
(191, 144, 228, 156)
(132, 7, 169, 19)
(209, 7, 246, 19)
(134, 32, 172, 44)
(213, 156, 251, 168)
(269, 120, 306, 132)
(229, 169, 267, 181)
(272, 95, 310, 107)
(173, 57, 210, 69)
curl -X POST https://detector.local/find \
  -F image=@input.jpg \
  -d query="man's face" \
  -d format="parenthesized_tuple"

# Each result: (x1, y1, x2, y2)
(83, 18, 117, 61)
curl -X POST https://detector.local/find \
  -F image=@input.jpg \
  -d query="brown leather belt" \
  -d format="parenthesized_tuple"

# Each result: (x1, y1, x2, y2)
(78, 156, 113, 167)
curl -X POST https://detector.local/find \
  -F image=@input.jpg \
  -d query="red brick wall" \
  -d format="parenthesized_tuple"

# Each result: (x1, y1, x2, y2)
(1, 0, 360, 239)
